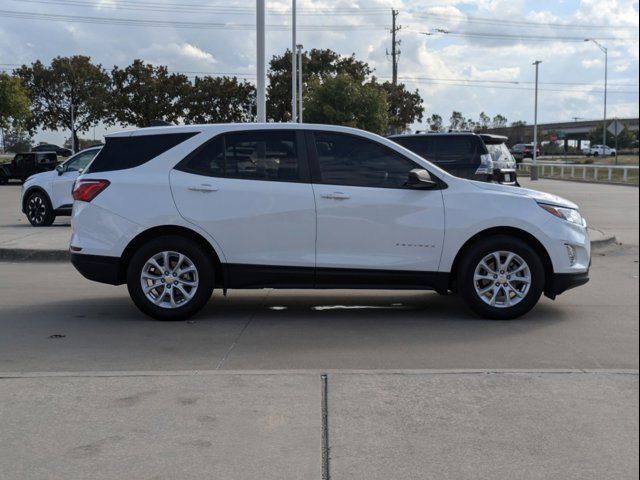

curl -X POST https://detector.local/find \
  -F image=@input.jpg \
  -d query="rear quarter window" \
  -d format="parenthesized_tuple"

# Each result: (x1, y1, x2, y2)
(86, 132, 198, 173)
(393, 136, 435, 159)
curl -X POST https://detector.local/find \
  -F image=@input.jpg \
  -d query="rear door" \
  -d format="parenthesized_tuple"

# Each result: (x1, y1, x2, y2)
(170, 130, 317, 282)
(309, 130, 445, 279)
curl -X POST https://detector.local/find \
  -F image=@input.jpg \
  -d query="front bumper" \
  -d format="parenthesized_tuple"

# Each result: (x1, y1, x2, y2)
(70, 253, 123, 285)
(545, 270, 590, 299)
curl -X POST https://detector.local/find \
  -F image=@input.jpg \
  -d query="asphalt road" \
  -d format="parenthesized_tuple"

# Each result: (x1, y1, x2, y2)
(1, 178, 638, 479)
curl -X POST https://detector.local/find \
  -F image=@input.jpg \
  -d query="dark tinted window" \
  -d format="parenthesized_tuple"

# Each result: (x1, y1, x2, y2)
(225, 131, 300, 182)
(393, 136, 435, 159)
(179, 137, 225, 177)
(435, 136, 477, 163)
(314, 132, 417, 188)
(86, 132, 198, 173)
(37, 153, 57, 163)
(178, 131, 302, 182)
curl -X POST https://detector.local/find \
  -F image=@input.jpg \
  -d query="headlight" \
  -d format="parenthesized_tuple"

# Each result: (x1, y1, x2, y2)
(539, 203, 585, 226)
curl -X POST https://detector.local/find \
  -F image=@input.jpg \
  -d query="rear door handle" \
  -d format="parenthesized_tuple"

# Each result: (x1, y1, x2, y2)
(188, 184, 218, 193)
(321, 192, 351, 200)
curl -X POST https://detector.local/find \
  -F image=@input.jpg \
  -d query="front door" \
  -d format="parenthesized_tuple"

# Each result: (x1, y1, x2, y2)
(309, 131, 445, 283)
(170, 130, 317, 286)
(51, 150, 98, 209)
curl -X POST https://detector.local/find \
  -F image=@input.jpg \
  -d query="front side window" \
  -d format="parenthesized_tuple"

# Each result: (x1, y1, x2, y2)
(64, 150, 99, 172)
(314, 132, 418, 189)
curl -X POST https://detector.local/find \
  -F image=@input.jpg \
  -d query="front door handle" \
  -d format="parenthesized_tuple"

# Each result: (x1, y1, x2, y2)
(321, 192, 351, 200)
(188, 184, 218, 193)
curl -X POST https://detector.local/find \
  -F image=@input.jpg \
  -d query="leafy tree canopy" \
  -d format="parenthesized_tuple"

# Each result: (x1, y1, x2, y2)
(0, 73, 30, 129)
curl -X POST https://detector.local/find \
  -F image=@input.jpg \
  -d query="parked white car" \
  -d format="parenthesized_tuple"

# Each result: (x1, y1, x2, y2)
(587, 145, 616, 156)
(21, 146, 101, 226)
(70, 124, 590, 321)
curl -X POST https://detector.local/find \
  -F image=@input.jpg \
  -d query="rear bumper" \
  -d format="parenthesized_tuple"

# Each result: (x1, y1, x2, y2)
(70, 253, 123, 285)
(545, 271, 589, 299)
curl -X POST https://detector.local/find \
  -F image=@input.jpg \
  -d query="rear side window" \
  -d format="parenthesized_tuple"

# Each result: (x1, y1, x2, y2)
(435, 136, 478, 163)
(393, 136, 435, 159)
(177, 130, 304, 183)
(86, 132, 198, 173)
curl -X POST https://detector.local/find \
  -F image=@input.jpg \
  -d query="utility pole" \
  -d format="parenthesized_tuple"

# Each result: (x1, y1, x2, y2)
(256, 0, 266, 122)
(70, 103, 76, 154)
(291, 0, 297, 123)
(585, 39, 607, 151)
(297, 44, 304, 123)
(390, 9, 401, 86)
(531, 60, 542, 181)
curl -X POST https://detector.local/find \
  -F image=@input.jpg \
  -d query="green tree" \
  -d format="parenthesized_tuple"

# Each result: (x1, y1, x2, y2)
(182, 76, 255, 124)
(587, 122, 636, 149)
(449, 111, 464, 131)
(304, 74, 388, 134)
(379, 81, 424, 133)
(0, 73, 30, 129)
(267, 48, 371, 122)
(477, 112, 491, 131)
(14, 56, 111, 151)
(2, 127, 33, 153)
(426, 114, 443, 132)
(110, 60, 190, 127)
(492, 114, 508, 128)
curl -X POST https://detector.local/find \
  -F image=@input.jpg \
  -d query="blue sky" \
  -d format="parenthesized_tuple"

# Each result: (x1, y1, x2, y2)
(0, 0, 638, 144)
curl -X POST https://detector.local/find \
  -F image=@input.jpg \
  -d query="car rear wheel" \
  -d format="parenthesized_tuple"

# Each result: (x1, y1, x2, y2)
(458, 235, 544, 320)
(126, 235, 214, 321)
(25, 191, 55, 226)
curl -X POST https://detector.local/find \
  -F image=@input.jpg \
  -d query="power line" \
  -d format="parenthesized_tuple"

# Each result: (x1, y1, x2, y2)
(415, 29, 633, 42)
(0, 9, 389, 30)
(9, 0, 391, 15)
(410, 11, 639, 30)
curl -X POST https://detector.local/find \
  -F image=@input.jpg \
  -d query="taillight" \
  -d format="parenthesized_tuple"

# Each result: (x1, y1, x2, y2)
(72, 179, 110, 202)
(475, 153, 494, 175)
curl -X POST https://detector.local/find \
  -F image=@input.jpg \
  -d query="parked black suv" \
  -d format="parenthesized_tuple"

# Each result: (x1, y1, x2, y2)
(389, 132, 517, 185)
(32, 144, 73, 157)
(0, 152, 58, 184)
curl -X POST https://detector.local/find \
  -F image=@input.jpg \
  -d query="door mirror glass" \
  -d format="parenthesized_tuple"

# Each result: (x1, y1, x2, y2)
(407, 169, 437, 189)
(55, 164, 64, 175)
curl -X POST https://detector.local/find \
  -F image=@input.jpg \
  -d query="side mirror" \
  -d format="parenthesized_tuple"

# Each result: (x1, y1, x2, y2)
(407, 169, 437, 189)
(55, 164, 64, 176)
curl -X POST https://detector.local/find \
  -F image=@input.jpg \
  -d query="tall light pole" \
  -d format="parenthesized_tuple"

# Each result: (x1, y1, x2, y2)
(531, 60, 542, 181)
(70, 103, 77, 154)
(291, 0, 297, 123)
(585, 38, 607, 150)
(297, 44, 304, 123)
(256, 0, 266, 122)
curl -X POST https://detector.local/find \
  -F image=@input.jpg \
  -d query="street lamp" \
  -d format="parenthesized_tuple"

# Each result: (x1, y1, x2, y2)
(531, 60, 542, 181)
(585, 38, 608, 151)
(291, 0, 297, 123)
(256, 0, 266, 123)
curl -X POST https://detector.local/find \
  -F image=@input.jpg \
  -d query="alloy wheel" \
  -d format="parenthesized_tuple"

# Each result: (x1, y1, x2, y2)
(27, 194, 47, 225)
(140, 251, 199, 309)
(473, 250, 532, 308)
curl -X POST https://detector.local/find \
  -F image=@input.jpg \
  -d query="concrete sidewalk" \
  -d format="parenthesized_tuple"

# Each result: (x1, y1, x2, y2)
(1, 179, 632, 261)
(1, 370, 637, 480)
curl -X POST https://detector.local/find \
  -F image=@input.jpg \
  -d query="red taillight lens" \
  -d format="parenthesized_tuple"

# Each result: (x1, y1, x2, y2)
(72, 179, 110, 202)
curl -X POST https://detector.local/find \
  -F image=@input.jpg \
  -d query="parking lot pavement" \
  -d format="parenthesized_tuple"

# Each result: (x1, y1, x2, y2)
(1, 373, 322, 480)
(329, 371, 638, 480)
(0, 243, 637, 372)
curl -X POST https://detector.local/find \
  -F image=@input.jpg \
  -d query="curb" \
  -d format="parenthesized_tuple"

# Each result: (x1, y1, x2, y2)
(1, 235, 619, 262)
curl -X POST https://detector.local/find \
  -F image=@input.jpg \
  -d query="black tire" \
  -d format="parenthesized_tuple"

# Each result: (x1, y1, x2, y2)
(457, 235, 545, 320)
(126, 235, 214, 321)
(593, 151, 599, 157)
(25, 191, 56, 226)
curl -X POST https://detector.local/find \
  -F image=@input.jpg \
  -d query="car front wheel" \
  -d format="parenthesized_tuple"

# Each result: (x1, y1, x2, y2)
(25, 191, 56, 226)
(458, 235, 545, 320)
(126, 235, 214, 321)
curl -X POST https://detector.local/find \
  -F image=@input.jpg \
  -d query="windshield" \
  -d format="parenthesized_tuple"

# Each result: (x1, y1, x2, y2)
(486, 143, 516, 168)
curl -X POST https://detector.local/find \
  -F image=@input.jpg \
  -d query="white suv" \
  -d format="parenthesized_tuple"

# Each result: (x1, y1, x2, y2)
(21, 146, 101, 226)
(587, 145, 616, 156)
(70, 124, 590, 321)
